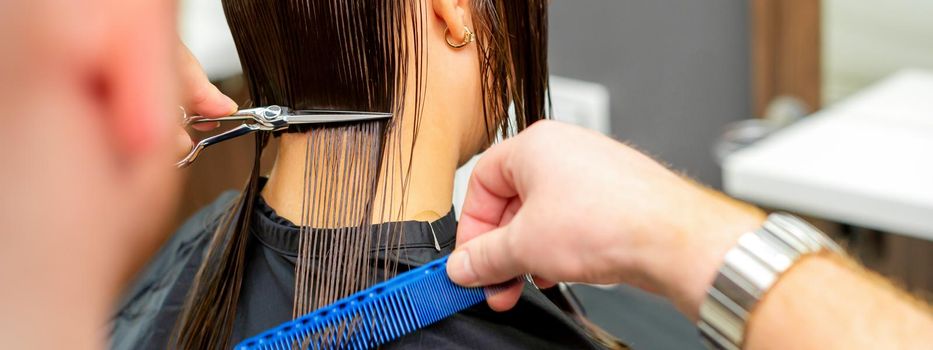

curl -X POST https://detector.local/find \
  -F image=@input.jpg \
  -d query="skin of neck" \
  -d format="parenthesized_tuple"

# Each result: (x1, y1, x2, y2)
(261, 109, 474, 225)
(262, 13, 485, 225)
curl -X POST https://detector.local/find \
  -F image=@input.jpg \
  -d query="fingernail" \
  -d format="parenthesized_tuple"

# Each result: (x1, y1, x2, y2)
(448, 251, 478, 286)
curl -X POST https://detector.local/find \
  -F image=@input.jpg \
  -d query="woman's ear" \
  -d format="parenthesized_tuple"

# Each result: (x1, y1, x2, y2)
(432, 0, 469, 41)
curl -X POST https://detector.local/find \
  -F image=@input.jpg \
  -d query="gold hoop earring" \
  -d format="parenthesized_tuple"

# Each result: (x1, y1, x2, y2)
(445, 25, 475, 48)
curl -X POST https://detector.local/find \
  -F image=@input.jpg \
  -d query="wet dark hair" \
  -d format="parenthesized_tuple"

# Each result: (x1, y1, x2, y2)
(173, 1, 548, 348)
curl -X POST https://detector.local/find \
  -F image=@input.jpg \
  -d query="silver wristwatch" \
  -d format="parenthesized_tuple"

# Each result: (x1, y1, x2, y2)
(697, 213, 842, 350)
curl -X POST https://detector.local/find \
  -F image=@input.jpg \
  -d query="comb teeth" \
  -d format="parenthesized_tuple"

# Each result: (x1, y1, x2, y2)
(235, 256, 488, 350)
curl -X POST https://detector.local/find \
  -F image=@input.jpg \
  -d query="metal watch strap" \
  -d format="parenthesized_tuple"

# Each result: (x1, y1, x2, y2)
(697, 213, 842, 350)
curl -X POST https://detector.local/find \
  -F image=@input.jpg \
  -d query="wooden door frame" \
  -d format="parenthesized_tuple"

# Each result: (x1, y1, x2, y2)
(751, 0, 822, 116)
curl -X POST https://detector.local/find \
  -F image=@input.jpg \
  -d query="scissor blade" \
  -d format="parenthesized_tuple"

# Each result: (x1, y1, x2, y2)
(285, 113, 392, 125)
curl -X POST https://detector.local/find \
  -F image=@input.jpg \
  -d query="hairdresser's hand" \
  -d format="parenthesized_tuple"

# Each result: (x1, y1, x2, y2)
(447, 121, 765, 319)
(174, 42, 239, 157)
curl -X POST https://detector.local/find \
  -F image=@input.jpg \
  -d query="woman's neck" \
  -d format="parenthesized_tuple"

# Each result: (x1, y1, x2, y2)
(261, 121, 463, 225)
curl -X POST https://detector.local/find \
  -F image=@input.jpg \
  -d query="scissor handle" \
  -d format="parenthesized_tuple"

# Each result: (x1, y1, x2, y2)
(184, 115, 255, 126)
(179, 104, 271, 126)
(175, 105, 277, 168)
(176, 123, 263, 168)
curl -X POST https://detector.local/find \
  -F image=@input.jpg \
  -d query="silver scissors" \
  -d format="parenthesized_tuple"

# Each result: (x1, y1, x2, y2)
(177, 105, 391, 168)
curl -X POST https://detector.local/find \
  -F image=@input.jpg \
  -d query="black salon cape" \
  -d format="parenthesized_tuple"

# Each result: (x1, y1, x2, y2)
(110, 189, 602, 349)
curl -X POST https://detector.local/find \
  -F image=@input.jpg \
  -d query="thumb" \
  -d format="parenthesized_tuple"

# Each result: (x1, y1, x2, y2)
(447, 225, 525, 287)
(178, 42, 237, 119)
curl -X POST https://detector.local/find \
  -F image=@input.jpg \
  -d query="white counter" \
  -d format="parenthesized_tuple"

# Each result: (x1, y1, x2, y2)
(724, 69, 933, 241)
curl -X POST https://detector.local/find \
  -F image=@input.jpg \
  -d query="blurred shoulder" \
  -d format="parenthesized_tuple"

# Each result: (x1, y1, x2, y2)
(109, 190, 239, 349)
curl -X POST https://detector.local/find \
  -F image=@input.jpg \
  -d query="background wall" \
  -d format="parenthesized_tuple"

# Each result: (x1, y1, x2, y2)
(823, 0, 933, 103)
(548, 0, 751, 188)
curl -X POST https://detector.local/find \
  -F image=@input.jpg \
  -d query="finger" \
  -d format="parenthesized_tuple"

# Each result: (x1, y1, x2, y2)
(447, 225, 524, 287)
(457, 138, 519, 245)
(178, 43, 237, 118)
(498, 197, 522, 226)
(177, 105, 220, 132)
(486, 279, 523, 312)
(532, 276, 557, 289)
(175, 127, 193, 160)
(190, 120, 221, 132)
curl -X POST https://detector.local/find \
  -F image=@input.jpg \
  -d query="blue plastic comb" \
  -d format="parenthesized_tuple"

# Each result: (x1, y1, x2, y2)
(234, 256, 490, 349)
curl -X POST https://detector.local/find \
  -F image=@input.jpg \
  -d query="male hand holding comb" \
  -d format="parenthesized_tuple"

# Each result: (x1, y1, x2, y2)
(447, 121, 933, 349)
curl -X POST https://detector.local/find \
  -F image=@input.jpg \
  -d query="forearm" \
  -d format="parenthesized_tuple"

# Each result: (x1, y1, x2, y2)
(669, 187, 933, 349)
(745, 253, 933, 349)
(646, 173, 933, 349)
